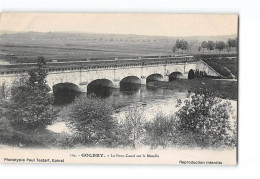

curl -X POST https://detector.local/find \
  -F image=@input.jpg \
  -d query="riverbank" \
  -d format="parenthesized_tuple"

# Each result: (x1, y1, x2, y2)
(148, 78, 237, 100)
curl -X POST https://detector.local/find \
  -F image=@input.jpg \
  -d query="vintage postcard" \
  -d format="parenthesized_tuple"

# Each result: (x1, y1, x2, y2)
(0, 13, 238, 165)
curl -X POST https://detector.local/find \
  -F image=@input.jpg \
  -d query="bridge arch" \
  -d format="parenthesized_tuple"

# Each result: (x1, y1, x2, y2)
(120, 76, 141, 84)
(87, 79, 114, 98)
(120, 76, 141, 91)
(169, 72, 184, 81)
(53, 82, 81, 105)
(188, 69, 195, 79)
(146, 73, 164, 84)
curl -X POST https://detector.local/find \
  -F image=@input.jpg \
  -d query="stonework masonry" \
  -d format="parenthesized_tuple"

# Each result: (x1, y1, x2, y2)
(0, 60, 221, 93)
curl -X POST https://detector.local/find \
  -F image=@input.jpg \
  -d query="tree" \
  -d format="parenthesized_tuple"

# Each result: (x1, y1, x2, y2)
(175, 89, 237, 148)
(235, 37, 238, 52)
(227, 38, 238, 53)
(207, 41, 215, 53)
(198, 46, 201, 54)
(201, 41, 207, 53)
(120, 106, 145, 149)
(0, 82, 8, 101)
(0, 82, 12, 145)
(215, 41, 226, 54)
(37, 56, 47, 68)
(172, 46, 177, 55)
(174, 39, 189, 56)
(0, 82, 9, 119)
(68, 94, 118, 147)
(6, 56, 56, 130)
(225, 43, 232, 54)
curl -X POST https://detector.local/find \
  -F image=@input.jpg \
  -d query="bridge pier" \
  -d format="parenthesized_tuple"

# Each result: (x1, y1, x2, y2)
(163, 75, 169, 82)
(183, 73, 189, 79)
(79, 85, 88, 93)
(113, 81, 120, 88)
(140, 77, 146, 85)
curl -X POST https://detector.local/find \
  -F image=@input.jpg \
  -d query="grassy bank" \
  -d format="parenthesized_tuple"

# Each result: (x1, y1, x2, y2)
(202, 57, 238, 78)
(149, 78, 237, 100)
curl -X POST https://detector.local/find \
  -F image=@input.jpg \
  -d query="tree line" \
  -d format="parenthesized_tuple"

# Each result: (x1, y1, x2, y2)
(198, 38, 238, 54)
(172, 38, 238, 55)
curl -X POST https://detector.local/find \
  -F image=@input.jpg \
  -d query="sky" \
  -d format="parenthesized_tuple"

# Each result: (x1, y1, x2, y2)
(0, 13, 238, 37)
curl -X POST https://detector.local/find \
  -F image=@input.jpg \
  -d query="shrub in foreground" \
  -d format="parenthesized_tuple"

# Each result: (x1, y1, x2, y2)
(68, 94, 118, 147)
(143, 114, 197, 149)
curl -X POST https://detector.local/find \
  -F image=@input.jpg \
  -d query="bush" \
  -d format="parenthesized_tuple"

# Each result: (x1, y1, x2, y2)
(68, 94, 118, 147)
(0, 116, 15, 145)
(143, 114, 198, 149)
(35, 131, 78, 149)
(144, 113, 175, 148)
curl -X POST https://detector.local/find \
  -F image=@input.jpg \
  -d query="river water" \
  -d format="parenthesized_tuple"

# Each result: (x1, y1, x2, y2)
(47, 82, 237, 134)
(48, 83, 187, 133)
(87, 84, 189, 123)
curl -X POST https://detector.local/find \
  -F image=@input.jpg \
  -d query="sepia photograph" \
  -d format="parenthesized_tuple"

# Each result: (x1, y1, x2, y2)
(0, 13, 238, 165)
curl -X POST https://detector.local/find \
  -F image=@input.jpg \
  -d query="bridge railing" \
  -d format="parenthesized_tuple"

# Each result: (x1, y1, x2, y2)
(0, 56, 197, 75)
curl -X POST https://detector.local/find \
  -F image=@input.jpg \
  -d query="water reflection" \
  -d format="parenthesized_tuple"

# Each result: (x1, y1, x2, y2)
(54, 81, 183, 108)
(120, 82, 141, 95)
(86, 82, 142, 98)
(53, 88, 81, 105)
(87, 85, 115, 98)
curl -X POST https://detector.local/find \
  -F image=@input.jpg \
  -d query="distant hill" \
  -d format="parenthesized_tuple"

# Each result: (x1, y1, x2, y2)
(0, 31, 237, 43)
(0, 30, 27, 35)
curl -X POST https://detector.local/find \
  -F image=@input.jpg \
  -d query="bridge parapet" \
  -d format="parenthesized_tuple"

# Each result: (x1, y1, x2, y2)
(0, 56, 197, 75)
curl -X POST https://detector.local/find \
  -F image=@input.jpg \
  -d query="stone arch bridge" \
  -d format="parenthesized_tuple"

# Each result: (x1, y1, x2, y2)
(0, 56, 221, 93)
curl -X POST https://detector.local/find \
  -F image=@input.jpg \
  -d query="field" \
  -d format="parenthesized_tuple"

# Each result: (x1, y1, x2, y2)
(0, 32, 177, 63)
(0, 32, 237, 63)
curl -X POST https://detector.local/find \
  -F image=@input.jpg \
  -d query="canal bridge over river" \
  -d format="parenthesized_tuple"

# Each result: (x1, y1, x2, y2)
(0, 56, 221, 93)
